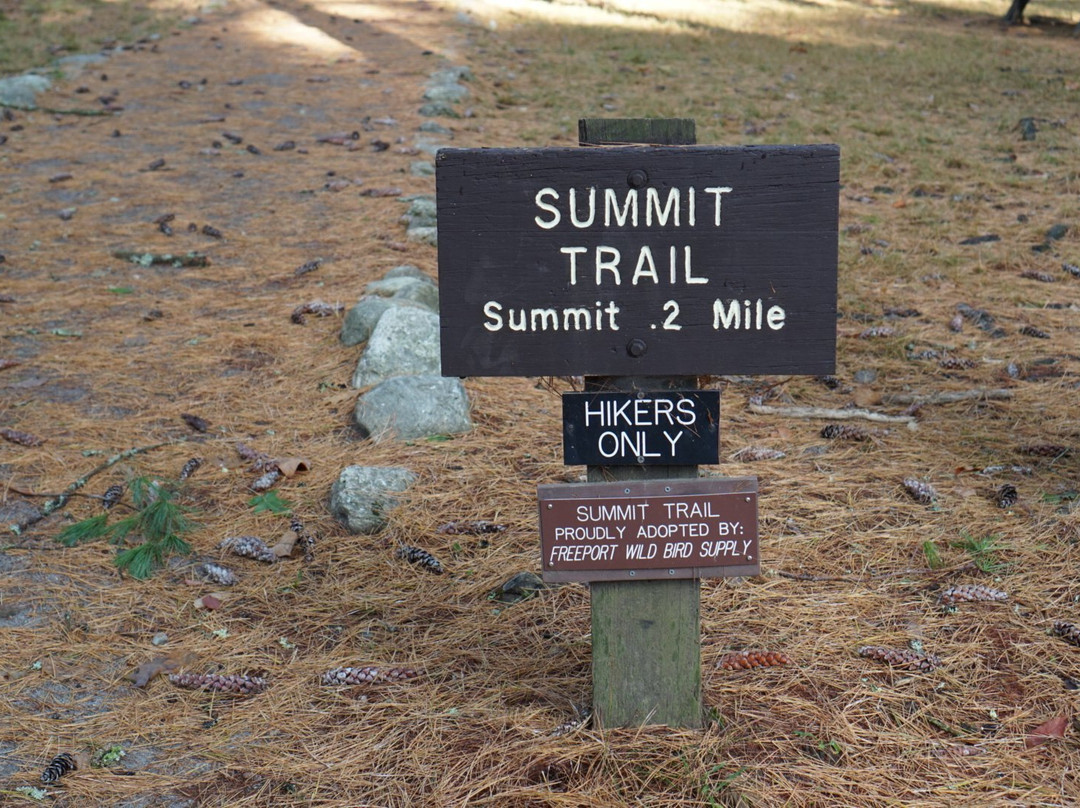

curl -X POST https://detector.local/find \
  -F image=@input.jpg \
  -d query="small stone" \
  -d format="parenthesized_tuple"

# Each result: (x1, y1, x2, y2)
(410, 161, 436, 177)
(151, 632, 169, 646)
(418, 102, 461, 118)
(853, 368, 878, 384)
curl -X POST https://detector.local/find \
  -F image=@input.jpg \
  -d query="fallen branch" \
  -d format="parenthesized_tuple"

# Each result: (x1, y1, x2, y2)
(748, 401, 918, 427)
(9, 441, 181, 533)
(112, 250, 210, 267)
(776, 561, 975, 584)
(0, 100, 114, 116)
(881, 389, 1013, 406)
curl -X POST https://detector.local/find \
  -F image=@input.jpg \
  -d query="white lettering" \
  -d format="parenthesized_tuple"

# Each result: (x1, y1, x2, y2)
(560, 246, 587, 285)
(646, 187, 680, 227)
(534, 187, 560, 229)
(569, 187, 596, 228)
(704, 186, 733, 226)
(604, 188, 638, 227)
(483, 301, 503, 331)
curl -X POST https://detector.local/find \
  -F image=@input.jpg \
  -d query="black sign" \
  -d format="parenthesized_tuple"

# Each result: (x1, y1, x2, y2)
(538, 477, 759, 582)
(563, 390, 719, 466)
(436, 145, 839, 377)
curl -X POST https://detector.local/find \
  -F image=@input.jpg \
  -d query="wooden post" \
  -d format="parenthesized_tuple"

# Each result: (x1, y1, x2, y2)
(580, 117, 703, 729)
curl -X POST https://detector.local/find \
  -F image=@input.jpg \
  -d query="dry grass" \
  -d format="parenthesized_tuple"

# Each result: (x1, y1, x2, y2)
(1, 0, 1079, 805)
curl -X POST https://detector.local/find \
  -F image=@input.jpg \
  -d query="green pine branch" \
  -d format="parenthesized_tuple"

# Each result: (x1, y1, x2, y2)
(56, 475, 198, 578)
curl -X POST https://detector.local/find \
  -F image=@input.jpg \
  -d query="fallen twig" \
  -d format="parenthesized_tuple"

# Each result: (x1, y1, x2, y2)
(881, 389, 1013, 406)
(0, 100, 114, 116)
(748, 401, 918, 427)
(9, 441, 182, 533)
(776, 562, 975, 584)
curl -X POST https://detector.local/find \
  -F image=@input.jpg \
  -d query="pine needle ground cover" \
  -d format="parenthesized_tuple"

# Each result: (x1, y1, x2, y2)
(1, 0, 1078, 804)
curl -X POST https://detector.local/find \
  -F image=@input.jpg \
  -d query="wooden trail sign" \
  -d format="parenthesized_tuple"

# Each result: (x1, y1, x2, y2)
(435, 117, 840, 729)
(562, 390, 719, 466)
(435, 144, 839, 378)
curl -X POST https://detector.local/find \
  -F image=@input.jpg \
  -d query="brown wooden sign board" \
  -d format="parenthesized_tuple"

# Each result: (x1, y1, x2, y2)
(538, 477, 758, 583)
(436, 145, 839, 378)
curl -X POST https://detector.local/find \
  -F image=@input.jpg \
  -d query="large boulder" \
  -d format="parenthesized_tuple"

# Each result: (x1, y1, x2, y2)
(351, 307, 441, 388)
(353, 375, 472, 441)
(328, 466, 416, 534)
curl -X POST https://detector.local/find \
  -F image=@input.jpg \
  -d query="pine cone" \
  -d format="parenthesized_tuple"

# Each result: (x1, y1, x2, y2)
(718, 650, 793, 671)
(818, 375, 841, 389)
(903, 478, 937, 504)
(291, 300, 343, 324)
(251, 468, 283, 492)
(321, 666, 421, 685)
(1020, 270, 1055, 283)
(859, 326, 895, 338)
(549, 709, 592, 737)
(219, 535, 277, 564)
(995, 484, 1018, 509)
(1064, 262, 1080, 278)
(101, 483, 125, 510)
(179, 457, 203, 481)
(731, 446, 786, 461)
(948, 314, 964, 332)
(858, 645, 941, 672)
(1052, 621, 1080, 647)
(396, 545, 444, 574)
(938, 356, 977, 370)
(290, 517, 316, 562)
(938, 584, 1008, 606)
(0, 427, 44, 447)
(40, 752, 77, 784)
(195, 562, 237, 586)
(1019, 325, 1049, 339)
(169, 672, 266, 695)
(820, 423, 871, 441)
(1018, 444, 1071, 458)
(437, 520, 508, 535)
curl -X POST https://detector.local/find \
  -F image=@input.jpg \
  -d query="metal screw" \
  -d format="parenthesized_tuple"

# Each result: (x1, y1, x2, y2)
(627, 168, 648, 188)
(547, 503, 553, 509)
(629, 570, 636, 577)
(637, 456, 645, 464)
(665, 486, 671, 492)
(668, 569, 675, 575)
(745, 496, 751, 502)
(626, 338, 647, 358)
(624, 488, 631, 494)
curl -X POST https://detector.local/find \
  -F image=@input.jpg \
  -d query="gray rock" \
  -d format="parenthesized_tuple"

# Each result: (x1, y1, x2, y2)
(383, 264, 431, 282)
(423, 83, 468, 103)
(418, 102, 461, 118)
(351, 307, 441, 387)
(401, 196, 437, 228)
(413, 138, 446, 156)
(328, 465, 416, 534)
(853, 368, 878, 384)
(55, 53, 108, 78)
(418, 121, 453, 135)
(341, 296, 395, 346)
(491, 571, 547, 603)
(366, 276, 426, 297)
(410, 161, 436, 177)
(353, 375, 472, 441)
(341, 289, 436, 346)
(406, 226, 438, 247)
(430, 67, 473, 84)
(391, 277, 439, 310)
(0, 74, 52, 108)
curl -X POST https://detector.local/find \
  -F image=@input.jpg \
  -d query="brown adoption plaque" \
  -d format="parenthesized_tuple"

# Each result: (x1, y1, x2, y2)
(538, 477, 758, 583)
